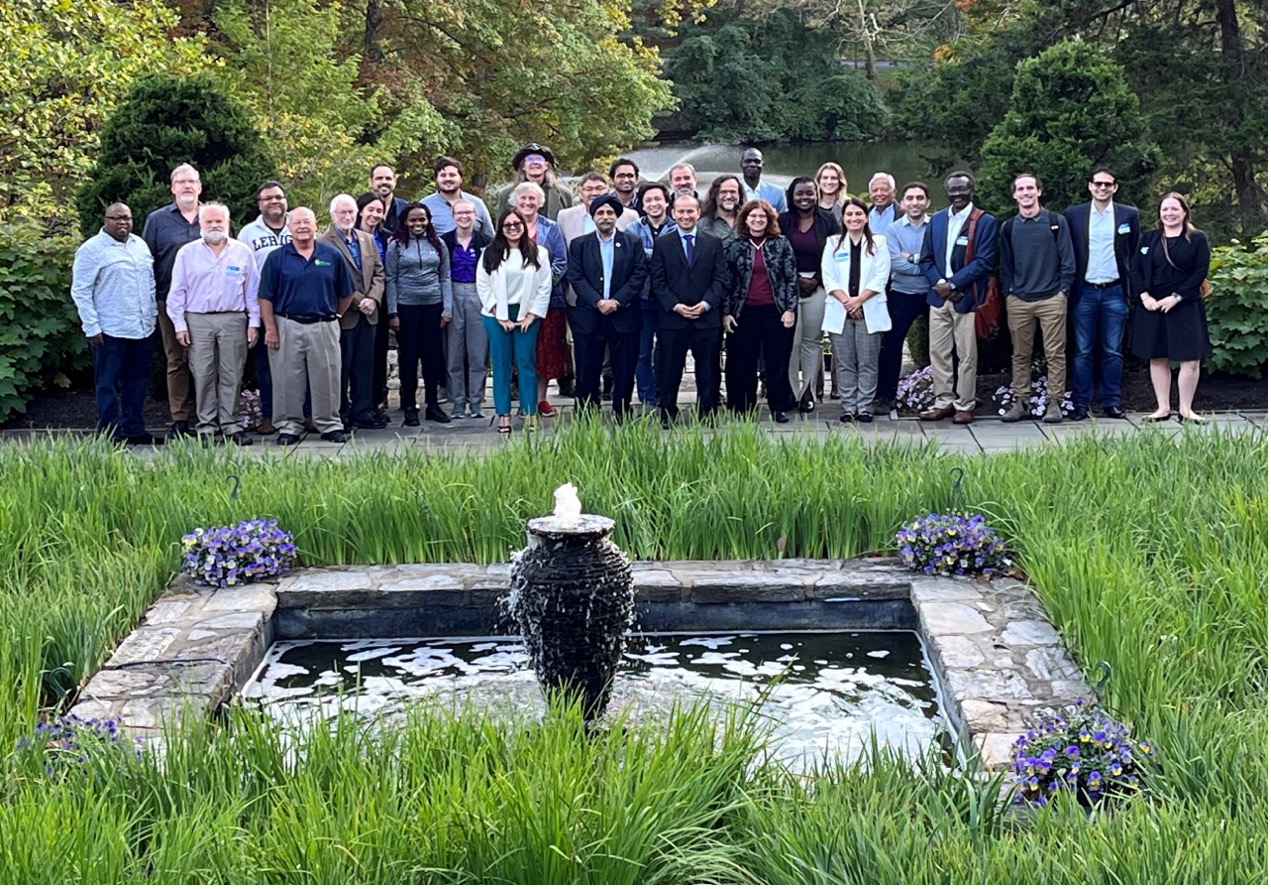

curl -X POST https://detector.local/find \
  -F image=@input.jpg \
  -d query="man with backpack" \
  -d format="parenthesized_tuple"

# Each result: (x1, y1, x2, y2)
(998, 173, 1076, 424)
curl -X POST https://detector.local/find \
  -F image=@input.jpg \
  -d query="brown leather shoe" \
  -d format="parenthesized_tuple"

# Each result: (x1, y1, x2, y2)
(256, 420, 276, 435)
(952, 410, 974, 425)
(303, 417, 319, 433)
(919, 405, 956, 421)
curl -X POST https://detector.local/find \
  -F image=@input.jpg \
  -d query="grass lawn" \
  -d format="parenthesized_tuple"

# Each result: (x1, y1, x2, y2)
(0, 424, 1265, 882)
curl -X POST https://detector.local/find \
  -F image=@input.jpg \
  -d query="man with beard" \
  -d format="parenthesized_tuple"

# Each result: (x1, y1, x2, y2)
(698, 175, 743, 241)
(422, 156, 495, 237)
(141, 162, 202, 437)
(238, 180, 291, 433)
(166, 202, 260, 444)
(369, 163, 409, 233)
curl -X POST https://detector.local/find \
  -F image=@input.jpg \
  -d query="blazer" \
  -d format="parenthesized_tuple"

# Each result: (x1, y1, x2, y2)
(821, 233, 891, 331)
(318, 227, 385, 329)
(722, 236, 799, 318)
(649, 228, 727, 330)
(778, 208, 841, 286)
(531, 215, 569, 309)
(555, 204, 641, 245)
(566, 230, 649, 335)
(1063, 201, 1140, 301)
(476, 245, 553, 320)
(919, 207, 999, 313)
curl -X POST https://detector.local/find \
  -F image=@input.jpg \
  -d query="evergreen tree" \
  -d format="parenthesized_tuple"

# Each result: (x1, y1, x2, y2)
(75, 74, 277, 236)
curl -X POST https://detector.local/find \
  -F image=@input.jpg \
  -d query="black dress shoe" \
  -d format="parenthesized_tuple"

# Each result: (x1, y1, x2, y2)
(403, 408, 421, 427)
(425, 404, 452, 424)
(372, 409, 392, 425)
(856, 411, 873, 424)
(773, 411, 790, 424)
(124, 433, 165, 446)
(169, 420, 191, 438)
(277, 433, 301, 445)
(839, 412, 856, 424)
(352, 415, 388, 429)
(320, 430, 348, 443)
(1103, 404, 1126, 420)
(798, 396, 815, 414)
(1069, 406, 1089, 421)
(228, 431, 255, 446)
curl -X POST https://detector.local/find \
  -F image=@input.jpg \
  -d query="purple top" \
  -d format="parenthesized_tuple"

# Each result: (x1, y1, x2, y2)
(450, 238, 480, 284)
(787, 221, 821, 274)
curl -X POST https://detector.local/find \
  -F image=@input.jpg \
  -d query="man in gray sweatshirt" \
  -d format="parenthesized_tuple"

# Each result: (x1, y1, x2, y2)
(998, 173, 1076, 424)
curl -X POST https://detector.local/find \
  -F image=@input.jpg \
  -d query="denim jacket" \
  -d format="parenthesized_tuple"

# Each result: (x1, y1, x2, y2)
(723, 236, 799, 318)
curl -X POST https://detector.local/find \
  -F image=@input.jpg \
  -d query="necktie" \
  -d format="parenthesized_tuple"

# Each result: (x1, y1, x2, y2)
(684, 234, 695, 265)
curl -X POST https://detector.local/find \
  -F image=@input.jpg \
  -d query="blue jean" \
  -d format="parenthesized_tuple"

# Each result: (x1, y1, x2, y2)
(875, 289, 928, 402)
(635, 301, 660, 406)
(91, 334, 152, 438)
(483, 307, 540, 415)
(1072, 283, 1128, 408)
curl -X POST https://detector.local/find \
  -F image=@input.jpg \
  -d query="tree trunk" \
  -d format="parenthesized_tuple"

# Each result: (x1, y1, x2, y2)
(1215, 0, 1266, 226)
(364, 0, 384, 63)
(856, 0, 876, 81)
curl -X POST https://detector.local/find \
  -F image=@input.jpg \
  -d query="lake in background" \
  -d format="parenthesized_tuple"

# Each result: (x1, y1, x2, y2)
(623, 141, 949, 200)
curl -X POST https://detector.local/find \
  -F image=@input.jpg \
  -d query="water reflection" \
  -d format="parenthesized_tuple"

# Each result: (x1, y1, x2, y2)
(242, 630, 953, 769)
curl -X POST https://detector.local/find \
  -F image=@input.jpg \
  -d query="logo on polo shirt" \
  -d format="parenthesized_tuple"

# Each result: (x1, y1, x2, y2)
(314, 259, 331, 266)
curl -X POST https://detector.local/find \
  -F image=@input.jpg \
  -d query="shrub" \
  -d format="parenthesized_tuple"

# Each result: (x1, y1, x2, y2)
(0, 224, 89, 423)
(1205, 232, 1267, 378)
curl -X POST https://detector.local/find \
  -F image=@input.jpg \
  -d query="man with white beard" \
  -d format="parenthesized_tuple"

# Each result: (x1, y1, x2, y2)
(142, 162, 204, 437)
(166, 202, 261, 444)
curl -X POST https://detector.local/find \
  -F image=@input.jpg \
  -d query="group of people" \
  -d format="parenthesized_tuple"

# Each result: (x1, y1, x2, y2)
(70, 145, 1214, 446)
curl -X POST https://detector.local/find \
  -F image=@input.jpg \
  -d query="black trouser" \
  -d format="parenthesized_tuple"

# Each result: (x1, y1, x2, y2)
(372, 313, 391, 408)
(875, 289, 928, 402)
(574, 318, 640, 418)
(724, 303, 795, 414)
(656, 322, 721, 419)
(91, 334, 152, 439)
(339, 313, 376, 422)
(397, 303, 445, 410)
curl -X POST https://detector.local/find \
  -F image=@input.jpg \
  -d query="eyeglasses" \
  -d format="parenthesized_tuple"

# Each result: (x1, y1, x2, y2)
(454, 210, 475, 217)
(502, 221, 525, 230)
(523, 154, 546, 164)
(1090, 180, 1117, 188)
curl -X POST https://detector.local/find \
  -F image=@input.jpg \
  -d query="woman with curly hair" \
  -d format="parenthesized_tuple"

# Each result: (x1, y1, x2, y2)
(722, 199, 798, 421)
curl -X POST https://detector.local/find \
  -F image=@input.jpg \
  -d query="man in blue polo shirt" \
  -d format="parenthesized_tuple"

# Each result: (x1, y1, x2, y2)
(258, 207, 356, 445)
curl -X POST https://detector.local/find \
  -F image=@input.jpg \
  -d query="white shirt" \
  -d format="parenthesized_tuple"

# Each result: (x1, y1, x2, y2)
(1086, 203, 1119, 284)
(944, 203, 974, 278)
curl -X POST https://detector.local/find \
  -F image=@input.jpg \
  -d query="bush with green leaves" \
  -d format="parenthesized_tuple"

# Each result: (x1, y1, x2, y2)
(75, 73, 276, 234)
(1205, 232, 1267, 378)
(0, 224, 87, 423)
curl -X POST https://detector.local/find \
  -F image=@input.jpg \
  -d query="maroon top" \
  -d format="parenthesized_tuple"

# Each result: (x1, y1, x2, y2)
(787, 220, 821, 274)
(744, 240, 776, 307)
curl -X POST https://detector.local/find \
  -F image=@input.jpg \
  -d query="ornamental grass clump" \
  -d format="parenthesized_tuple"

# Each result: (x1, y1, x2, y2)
(1009, 698, 1158, 809)
(180, 517, 295, 587)
(895, 511, 1010, 577)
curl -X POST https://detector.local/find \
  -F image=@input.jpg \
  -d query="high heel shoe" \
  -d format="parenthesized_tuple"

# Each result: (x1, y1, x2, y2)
(492, 414, 512, 435)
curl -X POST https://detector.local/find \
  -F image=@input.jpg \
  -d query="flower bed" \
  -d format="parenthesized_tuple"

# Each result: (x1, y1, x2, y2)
(180, 517, 295, 587)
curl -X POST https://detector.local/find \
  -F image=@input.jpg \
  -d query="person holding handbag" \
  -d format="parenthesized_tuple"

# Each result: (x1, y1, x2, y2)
(821, 197, 891, 423)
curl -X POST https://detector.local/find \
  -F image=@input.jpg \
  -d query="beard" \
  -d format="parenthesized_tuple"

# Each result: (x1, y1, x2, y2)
(202, 229, 228, 245)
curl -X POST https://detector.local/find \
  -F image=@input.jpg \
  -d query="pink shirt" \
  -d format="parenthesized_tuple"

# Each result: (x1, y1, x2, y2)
(166, 237, 261, 331)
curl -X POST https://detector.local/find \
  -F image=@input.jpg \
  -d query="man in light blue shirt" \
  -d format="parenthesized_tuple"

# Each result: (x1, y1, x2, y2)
(868, 172, 901, 231)
(740, 148, 787, 213)
(70, 202, 161, 445)
(421, 156, 494, 237)
(878, 181, 933, 409)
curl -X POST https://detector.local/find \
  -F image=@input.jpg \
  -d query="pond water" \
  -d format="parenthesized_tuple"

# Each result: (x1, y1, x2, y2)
(241, 630, 952, 769)
(623, 141, 947, 198)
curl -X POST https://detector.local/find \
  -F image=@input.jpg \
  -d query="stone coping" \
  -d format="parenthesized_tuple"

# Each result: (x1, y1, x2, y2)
(70, 558, 1091, 769)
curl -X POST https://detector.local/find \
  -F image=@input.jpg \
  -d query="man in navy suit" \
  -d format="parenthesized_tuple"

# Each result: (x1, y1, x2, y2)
(1064, 168, 1140, 420)
(566, 195, 649, 419)
(918, 171, 999, 425)
(650, 193, 727, 427)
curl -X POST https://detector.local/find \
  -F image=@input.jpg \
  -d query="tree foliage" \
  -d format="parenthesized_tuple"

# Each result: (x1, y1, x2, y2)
(75, 74, 277, 235)
(978, 41, 1161, 215)
(1205, 232, 1268, 378)
(663, 6, 889, 143)
(0, 0, 209, 228)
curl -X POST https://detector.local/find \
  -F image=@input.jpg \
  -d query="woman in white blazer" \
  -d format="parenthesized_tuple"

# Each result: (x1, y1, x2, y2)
(477, 209, 553, 433)
(821, 196, 891, 422)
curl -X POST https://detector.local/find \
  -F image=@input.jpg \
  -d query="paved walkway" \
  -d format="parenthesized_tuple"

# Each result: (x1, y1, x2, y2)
(2, 400, 1263, 458)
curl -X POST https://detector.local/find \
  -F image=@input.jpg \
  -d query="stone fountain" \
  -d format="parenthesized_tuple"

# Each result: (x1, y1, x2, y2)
(506, 484, 634, 722)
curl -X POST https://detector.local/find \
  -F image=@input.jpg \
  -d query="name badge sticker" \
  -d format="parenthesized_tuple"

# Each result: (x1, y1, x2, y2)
(955, 236, 969, 246)
(1117, 223, 1132, 235)
(834, 251, 852, 261)
(1140, 246, 1149, 254)
(224, 265, 242, 277)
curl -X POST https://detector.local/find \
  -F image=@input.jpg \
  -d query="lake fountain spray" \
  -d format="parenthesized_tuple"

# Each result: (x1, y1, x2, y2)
(506, 484, 634, 722)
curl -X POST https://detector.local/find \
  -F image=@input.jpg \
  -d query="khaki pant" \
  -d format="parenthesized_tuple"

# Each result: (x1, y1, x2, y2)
(186, 312, 249, 435)
(156, 299, 195, 421)
(268, 316, 342, 436)
(1007, 292, 1067, 403)
(928, 300, 977, 412)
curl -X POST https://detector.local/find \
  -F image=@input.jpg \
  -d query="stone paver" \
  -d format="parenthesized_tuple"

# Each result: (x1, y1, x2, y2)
(72, 557, 1091, 770)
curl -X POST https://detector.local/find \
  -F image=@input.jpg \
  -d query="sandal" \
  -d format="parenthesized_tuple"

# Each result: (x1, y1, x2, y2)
(1142, 412, 1174, 423)
(493, 414, 512, 435)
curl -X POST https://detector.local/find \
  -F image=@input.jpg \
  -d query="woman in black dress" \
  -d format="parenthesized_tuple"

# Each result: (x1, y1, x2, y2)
(1129, 192, 1212, 423)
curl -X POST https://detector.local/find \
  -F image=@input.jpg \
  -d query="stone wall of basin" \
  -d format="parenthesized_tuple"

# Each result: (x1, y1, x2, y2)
(70, 558, 1091, 769)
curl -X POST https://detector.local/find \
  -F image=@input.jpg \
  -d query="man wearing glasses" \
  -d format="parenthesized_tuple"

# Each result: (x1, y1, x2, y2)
(1064, 169, 1140, 420)
(609, 158, 641, 210)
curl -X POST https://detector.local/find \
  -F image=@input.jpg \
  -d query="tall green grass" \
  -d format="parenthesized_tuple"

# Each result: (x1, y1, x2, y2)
(0, 425, 1265, 883)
